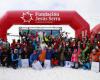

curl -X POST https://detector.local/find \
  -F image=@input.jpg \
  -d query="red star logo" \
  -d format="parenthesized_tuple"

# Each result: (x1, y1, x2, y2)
(21, 11, 33, 23)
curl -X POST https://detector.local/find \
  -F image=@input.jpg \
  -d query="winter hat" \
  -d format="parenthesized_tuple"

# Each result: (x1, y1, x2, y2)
(95, 46, 99, 50)
(92, 49, 96, 53)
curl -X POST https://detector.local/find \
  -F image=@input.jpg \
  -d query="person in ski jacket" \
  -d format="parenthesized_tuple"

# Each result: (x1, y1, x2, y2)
(11, 49, 19, 69)
(29, 50, 40, 66)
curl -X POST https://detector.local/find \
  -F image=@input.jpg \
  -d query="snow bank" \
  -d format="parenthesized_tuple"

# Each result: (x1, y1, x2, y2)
(0, 67, 100, 80)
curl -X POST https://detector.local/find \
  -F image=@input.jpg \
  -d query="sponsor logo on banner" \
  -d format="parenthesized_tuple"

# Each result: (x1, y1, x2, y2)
(21, 11, 61, 23)
(35, 12, 61, 23)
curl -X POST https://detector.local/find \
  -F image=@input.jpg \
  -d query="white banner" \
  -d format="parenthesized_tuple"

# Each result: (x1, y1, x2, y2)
(21, 59, 29, 68)
(91, 62, 100, 72)
(32, 61, 43, 70)
(64, 61, 72, 68)
(44, 60, 51, 69)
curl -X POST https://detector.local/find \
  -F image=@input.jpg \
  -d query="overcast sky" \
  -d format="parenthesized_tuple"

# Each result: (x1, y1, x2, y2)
(0, 0, 100, 28)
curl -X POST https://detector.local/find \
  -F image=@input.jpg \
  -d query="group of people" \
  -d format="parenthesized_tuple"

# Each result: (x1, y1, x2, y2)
(0, 31, 100, 70)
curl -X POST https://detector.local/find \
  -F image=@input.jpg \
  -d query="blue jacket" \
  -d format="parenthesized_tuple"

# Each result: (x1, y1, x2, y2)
(11, 53, 19, 61)
(29, 50, 41, 64)
(46, 49, 54, 60)
(32, 40, 37, 50)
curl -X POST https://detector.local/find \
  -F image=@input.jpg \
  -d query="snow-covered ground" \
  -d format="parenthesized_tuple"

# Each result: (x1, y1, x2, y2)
(0, 67, 100, 80)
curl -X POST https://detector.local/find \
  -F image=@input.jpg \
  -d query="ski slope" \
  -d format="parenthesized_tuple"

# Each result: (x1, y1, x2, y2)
(0, 67, 100, 80)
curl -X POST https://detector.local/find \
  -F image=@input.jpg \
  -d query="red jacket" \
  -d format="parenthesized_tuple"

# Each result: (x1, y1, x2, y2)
(71, 50, 79, 62)
(90, 51, 100, 62)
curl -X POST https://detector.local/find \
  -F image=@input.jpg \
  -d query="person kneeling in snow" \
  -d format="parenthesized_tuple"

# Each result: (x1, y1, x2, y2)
(11, 49, 19, 69)
(29, 50, 42, 70)
(79, 47, 91, 70)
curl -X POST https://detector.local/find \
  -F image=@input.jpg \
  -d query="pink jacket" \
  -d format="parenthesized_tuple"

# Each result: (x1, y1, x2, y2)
(71, 49, 79, 62)
(77, 48, 81, 55)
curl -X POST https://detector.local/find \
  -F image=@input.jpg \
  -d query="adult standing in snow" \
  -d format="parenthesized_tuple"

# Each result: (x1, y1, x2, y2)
(58, 39, 66, 67)
(1, 46, 8, 67)
(51, 49, 59, 67)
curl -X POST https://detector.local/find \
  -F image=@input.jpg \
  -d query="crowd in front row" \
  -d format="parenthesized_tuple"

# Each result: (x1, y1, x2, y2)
(0, 32, 100, 70)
